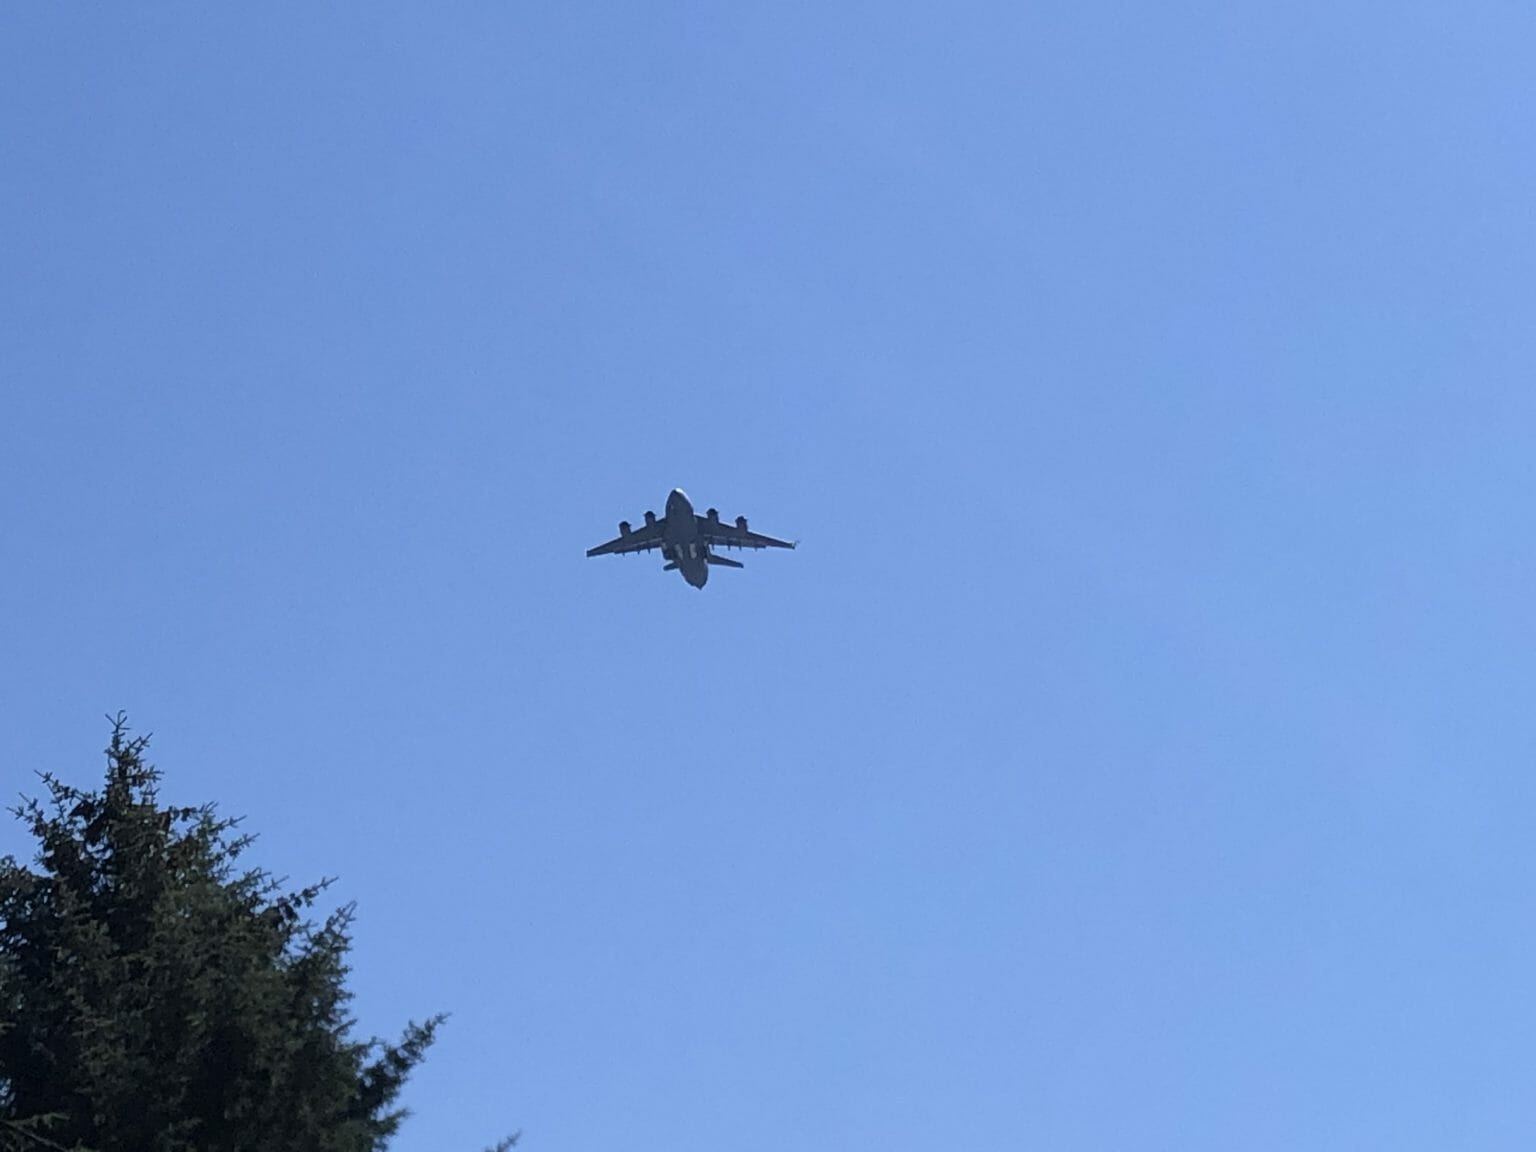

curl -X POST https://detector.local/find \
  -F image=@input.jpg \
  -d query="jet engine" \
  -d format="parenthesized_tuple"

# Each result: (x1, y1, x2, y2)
(736, 515, 748, 531)
(618, 520, 631, 536)
(644, 510, 657, 526)
(707, 507, 720, 523)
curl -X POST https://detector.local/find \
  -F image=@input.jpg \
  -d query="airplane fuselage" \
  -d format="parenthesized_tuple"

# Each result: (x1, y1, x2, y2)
(661, 488, 710, 588)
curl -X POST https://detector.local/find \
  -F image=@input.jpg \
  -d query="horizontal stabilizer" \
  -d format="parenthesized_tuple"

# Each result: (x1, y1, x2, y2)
(706, 554, 744, 569)
(663, 562, 678, 571)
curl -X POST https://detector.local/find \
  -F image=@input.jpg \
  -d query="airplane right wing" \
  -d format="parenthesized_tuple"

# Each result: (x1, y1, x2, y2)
(586, 517, 667, 557)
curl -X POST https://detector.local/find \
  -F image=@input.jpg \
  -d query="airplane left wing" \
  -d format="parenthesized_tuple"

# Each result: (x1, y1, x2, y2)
(587, 517, 666, 557)
(695, 513, 796, 551)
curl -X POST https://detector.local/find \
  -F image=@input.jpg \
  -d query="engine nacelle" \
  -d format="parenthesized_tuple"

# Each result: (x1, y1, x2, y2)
(644, 510, 657, 526)
(618, 520, 632, 537)
(707, 507, 720, 523)
(735, 515, 748, 531)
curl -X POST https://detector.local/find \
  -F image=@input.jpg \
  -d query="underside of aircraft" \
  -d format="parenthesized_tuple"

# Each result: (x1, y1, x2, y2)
(586, 488, 796, 588)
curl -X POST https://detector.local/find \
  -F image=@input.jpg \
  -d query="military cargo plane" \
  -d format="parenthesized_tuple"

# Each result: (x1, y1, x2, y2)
(586, 488, 796, 588)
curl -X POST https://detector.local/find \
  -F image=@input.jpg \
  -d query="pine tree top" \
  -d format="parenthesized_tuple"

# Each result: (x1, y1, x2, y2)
(0, 716, 513, 1152)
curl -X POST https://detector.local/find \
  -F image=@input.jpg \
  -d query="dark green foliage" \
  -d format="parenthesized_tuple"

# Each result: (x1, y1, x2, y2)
(0, 717, 506, 1152)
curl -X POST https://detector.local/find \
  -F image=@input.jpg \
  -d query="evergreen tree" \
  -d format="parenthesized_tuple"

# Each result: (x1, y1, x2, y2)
(0, 717, 511, 1152)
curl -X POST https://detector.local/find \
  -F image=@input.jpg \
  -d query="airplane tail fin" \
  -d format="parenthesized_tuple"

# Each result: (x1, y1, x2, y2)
(706, 554, 744, 569)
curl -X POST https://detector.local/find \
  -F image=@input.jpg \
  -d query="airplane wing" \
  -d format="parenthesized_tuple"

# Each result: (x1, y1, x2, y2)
(695, 513, 796, 551)
(587, 517, 666, 557)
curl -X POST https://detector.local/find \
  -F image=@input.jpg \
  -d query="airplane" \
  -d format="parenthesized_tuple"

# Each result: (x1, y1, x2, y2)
(586, 488, 796, 588)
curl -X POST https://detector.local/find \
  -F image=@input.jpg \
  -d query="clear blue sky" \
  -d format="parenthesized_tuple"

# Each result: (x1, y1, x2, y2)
(4, 4, 1535, 1149)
